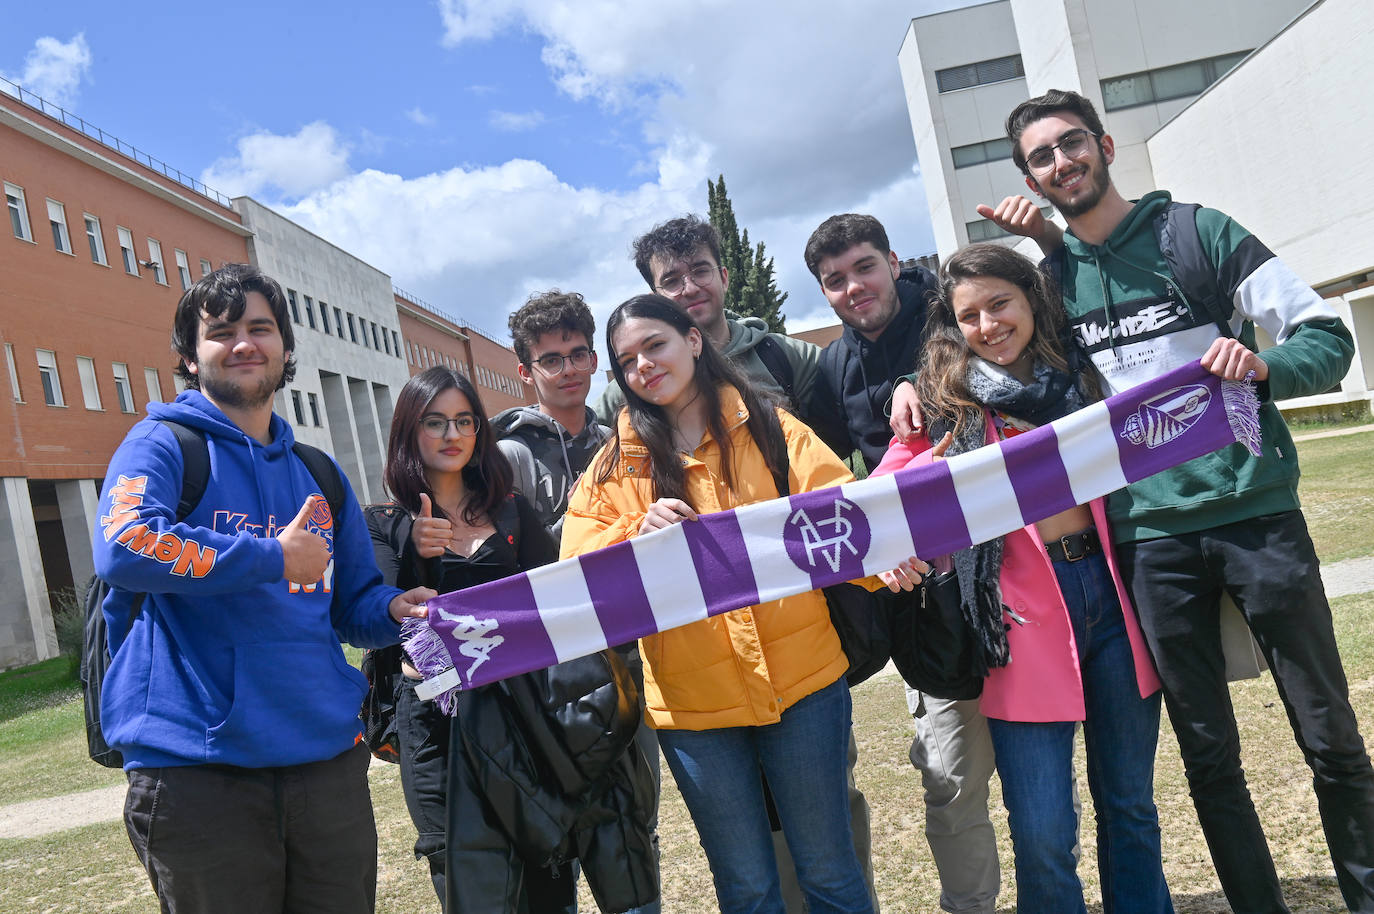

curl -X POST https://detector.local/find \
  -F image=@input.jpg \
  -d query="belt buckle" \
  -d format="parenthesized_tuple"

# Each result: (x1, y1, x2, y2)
(1060, 533, 1085, 562)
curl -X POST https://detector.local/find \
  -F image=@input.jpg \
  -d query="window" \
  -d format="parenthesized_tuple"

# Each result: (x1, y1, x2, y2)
(382, 326, 392, 355)
(951, 137, 1014, 169)
(112, 362, 135, 412)
(333, 307, 344, 338)
(347, 313, 358, 343)
(6, 183, 32, 241)
(144, 367, 163, 403)
(307, 392, 321, 427)
(1101, 50, 1252, 111)
(965, 209, 1049, 242)
(37, 349, 65, 406)
(318, 301, 330, 335)
(84, 214, 107, 264)
(303, 294, 316, 330)
(392, 331, 401, 358)
(146, 238, 167, 284)
(173, 373, 187, 394)
(371, 322, 381, 350)
(117, 227, 139, 275)
(936, 54, 1024, 93)
(360, 321, 370, 349)
(76, 356, 102, 409)
(5, 343, 21, 401)
(291, 390, 306, 426)
(174, 249, 192, 290)
(200, 258, 212, 277)
(287, 290, 301, 324)
(47, 199, 71, 253)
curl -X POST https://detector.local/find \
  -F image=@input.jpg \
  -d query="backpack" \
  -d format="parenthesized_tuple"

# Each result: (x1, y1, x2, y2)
(1044, 200, 1235, 340)
(753, 335, 798, 409)
(360, 495, 522, 762)
(82, 420, 346, 769)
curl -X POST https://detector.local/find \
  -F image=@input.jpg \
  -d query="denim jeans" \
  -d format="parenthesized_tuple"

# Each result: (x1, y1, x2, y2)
(1119, 511, 1374, 913)
(987, 552, 1171, 914)
(658, 677, 871, 914)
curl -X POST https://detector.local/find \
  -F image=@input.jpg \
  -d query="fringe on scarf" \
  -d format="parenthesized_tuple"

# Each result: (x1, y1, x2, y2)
(401, 618, 459, 715)
(1221, 377, 1262, 458)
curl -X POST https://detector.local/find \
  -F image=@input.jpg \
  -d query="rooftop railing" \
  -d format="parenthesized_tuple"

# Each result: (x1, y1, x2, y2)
(0, 76, 234, 210)
(393, 285, 510, 346)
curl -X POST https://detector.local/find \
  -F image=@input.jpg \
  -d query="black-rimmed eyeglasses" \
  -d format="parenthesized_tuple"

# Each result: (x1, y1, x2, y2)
(531, 348, 594, 376)
(1025, 129, 1099, 175)
(420, 415, 479, 438)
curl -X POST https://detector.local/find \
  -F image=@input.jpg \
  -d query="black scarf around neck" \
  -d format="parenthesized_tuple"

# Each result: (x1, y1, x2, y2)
(927, 358, 1088, 676)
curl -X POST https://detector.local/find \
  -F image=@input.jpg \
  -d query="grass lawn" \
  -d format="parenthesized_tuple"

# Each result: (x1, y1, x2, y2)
(1, 429, 1370, 912)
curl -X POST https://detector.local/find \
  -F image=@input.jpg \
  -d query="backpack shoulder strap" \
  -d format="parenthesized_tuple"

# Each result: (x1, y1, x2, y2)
(158, 420, 210, 522)
(291, 442, 347, 521)
(761, 406, 791, 499)
(1154, 201, 1233, 339)
(754, 335, 797, 405)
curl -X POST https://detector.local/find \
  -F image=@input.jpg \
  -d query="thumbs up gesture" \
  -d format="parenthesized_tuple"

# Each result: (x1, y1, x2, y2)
(411, 492, 454, 559)
(278, 495, 332, 584)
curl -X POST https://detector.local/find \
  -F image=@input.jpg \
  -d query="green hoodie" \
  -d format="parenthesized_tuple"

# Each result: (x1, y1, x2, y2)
(1060, 191, 1353, 542)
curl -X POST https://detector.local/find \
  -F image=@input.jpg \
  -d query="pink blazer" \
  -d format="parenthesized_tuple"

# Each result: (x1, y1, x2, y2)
(872, 421, 1161, 723)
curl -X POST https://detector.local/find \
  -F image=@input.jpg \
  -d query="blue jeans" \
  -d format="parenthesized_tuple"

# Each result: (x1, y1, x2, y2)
(987, 553, 1171, 914)
(658, 677, 871, 914)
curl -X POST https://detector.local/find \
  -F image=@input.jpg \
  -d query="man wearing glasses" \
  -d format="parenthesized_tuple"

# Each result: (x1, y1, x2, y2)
(594, 214, 822, 426)
(494, 290, 610, 542)
(995, 88, 1373, 913)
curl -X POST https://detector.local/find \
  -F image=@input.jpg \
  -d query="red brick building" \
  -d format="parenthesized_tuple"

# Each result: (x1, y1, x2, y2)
(395, 289, 532, 415)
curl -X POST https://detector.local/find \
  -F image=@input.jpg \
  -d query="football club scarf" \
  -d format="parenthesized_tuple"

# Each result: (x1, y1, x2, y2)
(409, 360, 1261, 710)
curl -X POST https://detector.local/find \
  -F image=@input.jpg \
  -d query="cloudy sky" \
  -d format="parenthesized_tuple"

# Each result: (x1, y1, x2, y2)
(3, 1, 972, 341)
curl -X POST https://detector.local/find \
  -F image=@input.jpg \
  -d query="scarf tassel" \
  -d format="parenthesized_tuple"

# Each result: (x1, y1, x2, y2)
(1221, 378, 1263, 458)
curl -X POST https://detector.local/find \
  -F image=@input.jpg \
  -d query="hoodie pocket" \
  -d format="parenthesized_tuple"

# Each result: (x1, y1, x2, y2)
(206, 641, 367, 767)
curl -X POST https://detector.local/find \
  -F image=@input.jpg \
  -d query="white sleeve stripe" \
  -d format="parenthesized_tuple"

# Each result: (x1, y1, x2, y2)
(1234, 256, 1338, 345)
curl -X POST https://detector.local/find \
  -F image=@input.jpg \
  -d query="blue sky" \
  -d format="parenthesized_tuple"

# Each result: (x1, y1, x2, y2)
(3, 0, 974, 339)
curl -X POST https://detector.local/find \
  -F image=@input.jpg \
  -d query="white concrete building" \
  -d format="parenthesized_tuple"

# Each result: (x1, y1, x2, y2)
(898, 0, 1373, 414)
(234, 198, 411, 504)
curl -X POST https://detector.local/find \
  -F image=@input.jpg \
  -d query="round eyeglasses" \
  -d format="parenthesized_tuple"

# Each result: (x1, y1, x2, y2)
(532, 348, 594, 376)
(1025, 129, 1099, 175)
(420, 415, 479, 438)
(656, 264, 720, 296)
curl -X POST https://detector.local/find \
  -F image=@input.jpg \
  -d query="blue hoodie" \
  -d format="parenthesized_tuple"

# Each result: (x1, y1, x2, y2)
(92, 391, 402, 770)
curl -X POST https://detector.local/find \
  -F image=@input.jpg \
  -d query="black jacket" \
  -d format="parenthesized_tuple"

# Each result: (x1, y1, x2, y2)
(808, 264, 937, 472)
(365, 498, 659, 913)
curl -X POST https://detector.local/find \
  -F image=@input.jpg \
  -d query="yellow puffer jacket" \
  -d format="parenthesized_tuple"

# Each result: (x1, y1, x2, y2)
(560, 386, 857, 731)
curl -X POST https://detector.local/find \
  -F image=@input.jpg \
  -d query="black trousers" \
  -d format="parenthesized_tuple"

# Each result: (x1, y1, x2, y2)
(124, 742, 377, 914)
(1119, 510, 1374, 913)
(397, 674, 451, 906)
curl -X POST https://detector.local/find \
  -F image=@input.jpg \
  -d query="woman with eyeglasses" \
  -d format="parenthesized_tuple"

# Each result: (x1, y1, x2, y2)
(368, 366, 657, 913)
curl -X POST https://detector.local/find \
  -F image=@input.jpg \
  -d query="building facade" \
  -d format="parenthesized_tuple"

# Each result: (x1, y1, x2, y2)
(395, 289, 532, 415)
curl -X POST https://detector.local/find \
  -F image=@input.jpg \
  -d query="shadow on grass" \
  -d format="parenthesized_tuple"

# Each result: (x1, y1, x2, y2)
(1141, 873, 1345, 913)
(0, 657, 81, 725)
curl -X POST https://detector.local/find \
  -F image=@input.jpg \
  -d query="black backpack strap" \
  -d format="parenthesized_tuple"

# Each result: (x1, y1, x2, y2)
(754, 335, 797, 407)
(1155, 201, 1233, 339)
(291, 442, 347, 521)
(158, 420, 211, 521)
(761, 406, 791, 499)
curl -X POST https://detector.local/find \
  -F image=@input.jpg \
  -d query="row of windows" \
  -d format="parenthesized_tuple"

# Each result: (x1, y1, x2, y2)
(286, 288, 404, 360)
(1101, 50, 1251, 112)
(4, 343, 179, 411)
(951, 136, 1014, 169)
(936, 54, 1024, 93)
(3, 180, 215, 291)
(407, 340, 522, 399)
(965, 206, 1053, 243)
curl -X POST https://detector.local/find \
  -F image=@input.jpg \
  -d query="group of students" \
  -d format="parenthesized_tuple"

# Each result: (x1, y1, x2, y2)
(94, 88, 1374, 914)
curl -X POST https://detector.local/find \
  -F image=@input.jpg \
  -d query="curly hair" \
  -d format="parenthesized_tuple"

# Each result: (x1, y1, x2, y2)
(171, 263, 296, 389)
(631, 215, 723, 288)
(507, 289, 596, 366)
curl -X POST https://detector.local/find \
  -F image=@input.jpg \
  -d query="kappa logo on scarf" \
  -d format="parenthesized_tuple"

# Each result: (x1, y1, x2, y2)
(433, 607, 504, 680)
(783, 495, 872, 575)
(1121, 384, 1212, 449)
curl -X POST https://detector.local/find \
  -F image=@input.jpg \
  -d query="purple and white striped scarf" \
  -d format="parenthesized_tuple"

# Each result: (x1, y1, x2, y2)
(410, 360, 1260, 709)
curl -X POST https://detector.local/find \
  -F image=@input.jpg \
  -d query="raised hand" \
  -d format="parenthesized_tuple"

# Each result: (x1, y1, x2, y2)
(889, 379, 924, 441)
(975, 196, 1064, 254)
(411, 492, 454, 559)
(278, 495, 332, 584)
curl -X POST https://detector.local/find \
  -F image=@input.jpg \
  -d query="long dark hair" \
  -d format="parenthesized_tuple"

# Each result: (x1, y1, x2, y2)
(382, 366, 511, 524)
(597, 294, 787, 507)
(918, 243, 1100, 437)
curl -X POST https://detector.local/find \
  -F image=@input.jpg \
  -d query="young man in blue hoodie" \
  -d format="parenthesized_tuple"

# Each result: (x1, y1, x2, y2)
(998, 89, 1374, 912)
(93, 264, 434, 914)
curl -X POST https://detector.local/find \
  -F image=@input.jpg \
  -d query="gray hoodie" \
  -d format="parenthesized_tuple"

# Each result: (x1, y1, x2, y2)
(492, 404, 611, 543)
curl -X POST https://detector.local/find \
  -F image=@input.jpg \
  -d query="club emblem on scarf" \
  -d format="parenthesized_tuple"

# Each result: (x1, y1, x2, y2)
(1121, 384, 1211, 449)
(783, 495, 872, 577)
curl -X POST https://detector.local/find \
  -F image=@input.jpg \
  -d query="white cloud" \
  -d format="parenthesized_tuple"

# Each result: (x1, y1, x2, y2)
(405, 107, 436, 127)
(201, 122, 352, 198)
(2, 34, 92, 108)
(488, 109, 545, 132)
